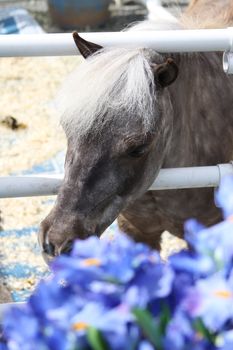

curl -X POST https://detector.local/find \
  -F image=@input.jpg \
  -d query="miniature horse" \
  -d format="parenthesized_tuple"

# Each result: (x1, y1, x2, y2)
(39, 0, 233, 259)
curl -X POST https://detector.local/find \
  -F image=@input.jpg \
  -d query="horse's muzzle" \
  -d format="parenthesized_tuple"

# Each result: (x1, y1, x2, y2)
(43, 242, 55, 256)
(41, 239, 74, 265)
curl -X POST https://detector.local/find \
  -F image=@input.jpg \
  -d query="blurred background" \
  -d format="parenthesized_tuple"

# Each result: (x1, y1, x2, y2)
(0, 0, 188, 302)
(0, 0, 189, 32)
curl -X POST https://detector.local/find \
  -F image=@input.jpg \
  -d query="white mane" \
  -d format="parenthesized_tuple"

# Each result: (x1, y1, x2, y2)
(54, 7, 181, 140)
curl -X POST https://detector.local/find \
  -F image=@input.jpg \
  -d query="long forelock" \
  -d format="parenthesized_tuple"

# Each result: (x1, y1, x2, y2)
(55, 4, 183, 141)
(54, 1, 223, 141)
(55, 47, 156, 140)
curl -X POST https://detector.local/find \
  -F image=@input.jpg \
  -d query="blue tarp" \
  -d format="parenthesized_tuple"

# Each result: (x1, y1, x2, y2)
(0, 7, 44, 34)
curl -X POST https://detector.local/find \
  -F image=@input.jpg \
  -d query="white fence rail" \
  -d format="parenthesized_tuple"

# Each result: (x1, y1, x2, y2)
(1, 29, 233, 72)
(1, 164, 233, 198)
(0, 29, 233, 56)
(0, 27, 232, 198)
(0, 29, 232, 198)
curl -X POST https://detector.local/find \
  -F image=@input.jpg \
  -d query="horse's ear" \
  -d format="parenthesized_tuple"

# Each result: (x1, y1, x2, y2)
(152, 58, 178, 88)
(73, 32, 103, 59)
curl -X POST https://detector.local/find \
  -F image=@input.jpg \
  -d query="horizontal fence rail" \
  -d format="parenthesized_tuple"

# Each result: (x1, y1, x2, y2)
(1, 164, 233, 198)
(0, 28, 233, 57)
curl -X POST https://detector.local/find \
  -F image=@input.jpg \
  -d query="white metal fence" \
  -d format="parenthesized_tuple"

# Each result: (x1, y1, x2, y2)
(0, 28, 233, 196)
(1, 29, 233, 55)
(1, 164, 233, 198)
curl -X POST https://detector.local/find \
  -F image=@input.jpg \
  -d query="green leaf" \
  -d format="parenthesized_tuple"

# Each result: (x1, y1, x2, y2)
(194, 318, 216, 344)
(159, 303, 171, 335)
(133, 308, 162, 350)
(72, 346, 87, 350)
(87, 327, 110, 350)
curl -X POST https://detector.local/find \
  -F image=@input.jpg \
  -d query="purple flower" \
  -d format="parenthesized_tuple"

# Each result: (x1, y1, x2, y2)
(70, 302, 131, 334)
(51, 232, 163, 311)
(185, 218, 206, 237)
(217, 330, 233, 350)
(164, 311, 217, 350)
(183, 273, 233, 331)
(164, 311, 195, 350)
(2, 233, 164, 350)
(3, 174, 233, 350)
(169, 250, 214, 277)
(0, 344, 7, 350)
(124, 263, 174, 309)
(215, 176, 233, 219)
(138, 340, 155, 350)
(69, 302, 141, 350)
(52, 233, 160, 287)
(184, 219, 233, 273)
(3, 305, 69, 350)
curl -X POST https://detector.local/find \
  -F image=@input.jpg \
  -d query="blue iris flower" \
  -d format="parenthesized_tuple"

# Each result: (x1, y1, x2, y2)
(3, 176, 233, 349)
(53, 233, 160, 287)
(217, 330, 233, 350)
(184, 220, 233, 274)
(138, 340, 155, 350)
(124, 263, 174, 309)
(215, 176, 233, 219)
(183, 273, 233, 331)
(169, 250, 215, 277)
(164, 310, 196, 350)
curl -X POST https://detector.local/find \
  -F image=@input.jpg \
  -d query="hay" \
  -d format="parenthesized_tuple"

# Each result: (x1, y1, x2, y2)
(0, 56, 80, 175)
(0, 56, 81, 227)
(0, 56, 80, 300)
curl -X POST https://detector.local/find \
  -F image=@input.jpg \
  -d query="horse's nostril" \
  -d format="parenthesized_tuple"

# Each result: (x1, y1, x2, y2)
(43, 242, 55, 256)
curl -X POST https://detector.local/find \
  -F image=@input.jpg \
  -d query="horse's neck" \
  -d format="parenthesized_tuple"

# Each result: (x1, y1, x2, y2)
(163, 51, 233, 167)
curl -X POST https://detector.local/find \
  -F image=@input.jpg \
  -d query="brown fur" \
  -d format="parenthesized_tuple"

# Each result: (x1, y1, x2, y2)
(119, 52, 233, 248)
(119, 0, 233, 248)
(183, 0, 233, 28)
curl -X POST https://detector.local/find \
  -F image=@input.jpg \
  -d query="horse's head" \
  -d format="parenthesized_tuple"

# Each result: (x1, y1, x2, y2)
(39, 33, 178, 261)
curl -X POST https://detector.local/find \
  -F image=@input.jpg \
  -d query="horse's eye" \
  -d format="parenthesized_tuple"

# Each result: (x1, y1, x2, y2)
(127, 144, 148, 158)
